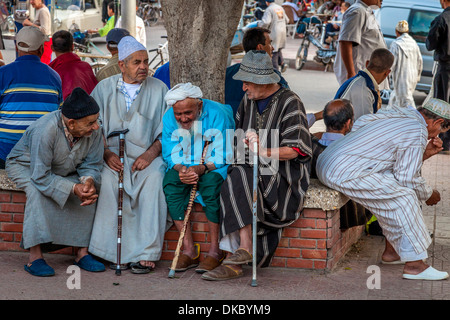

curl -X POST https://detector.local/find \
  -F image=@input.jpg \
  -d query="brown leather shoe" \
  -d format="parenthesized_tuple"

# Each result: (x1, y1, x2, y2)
(195, 253, 225, 274)
(174, 243, 200, 272)
(201, 265, 243, 281)
(222, 248, 253, 265)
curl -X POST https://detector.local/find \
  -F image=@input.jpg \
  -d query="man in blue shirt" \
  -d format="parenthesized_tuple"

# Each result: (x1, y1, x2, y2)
(161, 83, 235, 275)
(0, 26, 62, 168)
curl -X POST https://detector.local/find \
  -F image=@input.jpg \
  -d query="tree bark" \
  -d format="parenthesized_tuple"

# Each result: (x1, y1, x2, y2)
(161, 0, 244, 102)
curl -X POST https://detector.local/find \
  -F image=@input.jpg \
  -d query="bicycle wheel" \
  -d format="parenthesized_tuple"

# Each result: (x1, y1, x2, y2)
(295, 42, 309, 71)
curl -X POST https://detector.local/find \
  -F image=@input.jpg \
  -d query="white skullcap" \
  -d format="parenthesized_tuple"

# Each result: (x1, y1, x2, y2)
(423, 98, 450, 120)
(164, 82, 203, 106)
(395, 20, 409, 33)
(118, 36, 147, 61)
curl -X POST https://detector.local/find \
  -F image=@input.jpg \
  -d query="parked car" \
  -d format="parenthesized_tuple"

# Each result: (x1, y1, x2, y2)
(378, 0, 442, 95)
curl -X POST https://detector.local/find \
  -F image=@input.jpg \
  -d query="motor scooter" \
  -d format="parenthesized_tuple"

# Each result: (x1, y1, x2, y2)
(295, 21, 337, 72)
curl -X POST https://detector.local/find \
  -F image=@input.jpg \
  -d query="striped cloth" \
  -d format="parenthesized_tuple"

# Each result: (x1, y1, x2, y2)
(317, 106, 432, 260)
(0, 55, 62, 160)
(219, 88, 312, 267)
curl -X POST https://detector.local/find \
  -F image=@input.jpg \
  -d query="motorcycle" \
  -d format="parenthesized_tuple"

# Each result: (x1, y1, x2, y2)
(295, 21, 338, 72)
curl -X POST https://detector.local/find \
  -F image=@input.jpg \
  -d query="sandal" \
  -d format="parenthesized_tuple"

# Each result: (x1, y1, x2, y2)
(201, 265, 243, 281)
(130, 262, 155, 274)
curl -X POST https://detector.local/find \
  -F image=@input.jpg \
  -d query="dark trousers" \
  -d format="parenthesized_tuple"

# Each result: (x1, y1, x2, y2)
(434, 62, 450, 150)
(272, 50, 284, 70)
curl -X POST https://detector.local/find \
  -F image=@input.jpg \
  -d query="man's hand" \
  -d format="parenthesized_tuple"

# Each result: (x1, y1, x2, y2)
(178, 165, 202, 185)
(426, 189, 441, 206)
(132, 151, 153, 172)
(423, 137, 443, 161)
(104, 149, 123, 172)
(74, 179, 98, 206)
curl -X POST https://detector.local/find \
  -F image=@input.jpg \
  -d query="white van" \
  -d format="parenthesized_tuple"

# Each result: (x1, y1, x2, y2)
(379, 0, 442, 94)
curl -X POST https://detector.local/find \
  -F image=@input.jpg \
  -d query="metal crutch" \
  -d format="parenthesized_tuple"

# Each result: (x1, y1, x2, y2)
(251, 141, 258, 287)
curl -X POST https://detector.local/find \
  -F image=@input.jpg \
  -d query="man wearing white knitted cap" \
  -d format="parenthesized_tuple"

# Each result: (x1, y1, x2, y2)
(89, 35, 171, 274)
(388, 20, 423, 109)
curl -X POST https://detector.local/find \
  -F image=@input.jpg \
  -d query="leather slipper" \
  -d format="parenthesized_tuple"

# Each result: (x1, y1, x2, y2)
(195, 253, 225, 274)
(201, 265, 243, 281)
(403, 266, 449, 280)
(222, 248, 252, 265)
(172, 243, 200, 272)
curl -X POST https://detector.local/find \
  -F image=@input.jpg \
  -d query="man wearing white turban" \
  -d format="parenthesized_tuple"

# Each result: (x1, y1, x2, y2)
(161, 82, 235, 274)
(89, 36, 171, 274)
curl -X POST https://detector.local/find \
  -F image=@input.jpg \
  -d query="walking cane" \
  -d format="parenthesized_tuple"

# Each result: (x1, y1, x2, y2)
(168, 140, 211, 278)
(251, 141, 258, 287)
(107, 129, 129, 276)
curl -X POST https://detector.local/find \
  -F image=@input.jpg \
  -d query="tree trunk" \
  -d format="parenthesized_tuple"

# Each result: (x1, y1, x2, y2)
(161, 0, 244, 103)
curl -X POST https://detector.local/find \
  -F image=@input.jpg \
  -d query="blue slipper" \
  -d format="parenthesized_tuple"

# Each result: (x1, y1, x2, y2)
(74, 255, 105, 272)
(24, 259, 55, 277)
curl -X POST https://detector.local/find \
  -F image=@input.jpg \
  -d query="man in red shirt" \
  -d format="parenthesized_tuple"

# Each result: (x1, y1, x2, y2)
(49, 30, 98, 100)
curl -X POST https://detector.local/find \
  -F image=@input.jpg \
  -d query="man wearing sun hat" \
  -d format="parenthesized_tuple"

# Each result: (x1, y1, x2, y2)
(89, 36, 170, 274)
(0, 26, 62, 170)
(202, 50, 312, 281)
(317, 98, 450, 281)
(388, 20, 423, 109)
(6, 87, 105, 277)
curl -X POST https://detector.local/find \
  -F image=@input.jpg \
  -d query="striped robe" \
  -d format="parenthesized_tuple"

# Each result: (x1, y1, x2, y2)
(316, 106, 432, 260)
(220, 88, 312, 267)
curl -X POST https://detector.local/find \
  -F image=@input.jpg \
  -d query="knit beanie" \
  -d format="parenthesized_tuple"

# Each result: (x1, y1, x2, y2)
(61, 87, 100, 119)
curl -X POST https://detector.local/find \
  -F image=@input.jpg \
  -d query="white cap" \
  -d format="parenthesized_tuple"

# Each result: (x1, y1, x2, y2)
(118, 36, 146, 61)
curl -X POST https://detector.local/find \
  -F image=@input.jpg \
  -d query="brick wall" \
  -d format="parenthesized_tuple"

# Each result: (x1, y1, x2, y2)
(0, 190, 25, 251)
(0, 185, 364, 270)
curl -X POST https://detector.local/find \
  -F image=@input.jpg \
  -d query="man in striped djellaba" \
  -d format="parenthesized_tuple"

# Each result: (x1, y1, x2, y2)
(202, 50, 312, 281)
(317, 98, 450, 281)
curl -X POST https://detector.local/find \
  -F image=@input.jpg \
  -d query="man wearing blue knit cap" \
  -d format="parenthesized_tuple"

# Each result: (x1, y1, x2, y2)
(89, 35, 171, 274)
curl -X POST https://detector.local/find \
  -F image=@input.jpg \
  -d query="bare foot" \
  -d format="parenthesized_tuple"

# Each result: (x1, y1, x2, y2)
(139, 260, 156, 269)
(403, 260, 429, 275)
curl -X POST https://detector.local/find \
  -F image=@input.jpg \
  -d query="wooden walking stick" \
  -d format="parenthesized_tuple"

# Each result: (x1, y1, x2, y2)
(107, 129, 129, 276)
(168, 140, 211, 278)
(251, 141, 258, 287)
